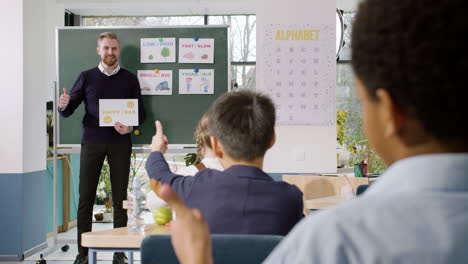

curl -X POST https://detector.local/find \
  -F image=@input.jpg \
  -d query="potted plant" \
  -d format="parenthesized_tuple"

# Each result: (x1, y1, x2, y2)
(337, 110, 351, 168)
(345, 113, 386, 174)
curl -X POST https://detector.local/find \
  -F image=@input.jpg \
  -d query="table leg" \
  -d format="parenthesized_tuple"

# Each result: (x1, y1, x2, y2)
(128, 251, 134, 264)
(89, 249, 97, 264)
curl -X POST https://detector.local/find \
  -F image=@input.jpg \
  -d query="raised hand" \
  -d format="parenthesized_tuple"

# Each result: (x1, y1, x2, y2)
(151, 120, 168, 153)
(153, 181, 213, 264)
(59, 88, 70, 109)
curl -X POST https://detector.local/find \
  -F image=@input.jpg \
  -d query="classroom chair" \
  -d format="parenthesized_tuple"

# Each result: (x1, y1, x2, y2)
(141, 234, 284, 264)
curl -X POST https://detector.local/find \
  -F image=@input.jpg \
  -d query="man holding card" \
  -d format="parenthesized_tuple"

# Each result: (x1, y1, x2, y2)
(58, 32, 145, 264)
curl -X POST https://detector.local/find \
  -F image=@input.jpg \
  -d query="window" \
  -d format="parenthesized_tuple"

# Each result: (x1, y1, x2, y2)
(208, 15, 256, 90)
(82, 16, 204, 26)
(336, 12, 361, 140)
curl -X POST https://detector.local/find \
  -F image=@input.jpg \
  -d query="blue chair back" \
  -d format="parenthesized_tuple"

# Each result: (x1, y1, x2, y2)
(141, 234, 283, 264)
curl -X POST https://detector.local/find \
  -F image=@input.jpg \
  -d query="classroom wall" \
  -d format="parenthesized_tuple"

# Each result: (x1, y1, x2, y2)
(0, 0, 24, 173)
(0, 0, 49, 260)
(257, 0, 337, 173)
(24, 0, 47, 173)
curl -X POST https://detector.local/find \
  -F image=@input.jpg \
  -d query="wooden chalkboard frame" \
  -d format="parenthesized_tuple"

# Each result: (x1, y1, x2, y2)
(56, 26, 229, 148)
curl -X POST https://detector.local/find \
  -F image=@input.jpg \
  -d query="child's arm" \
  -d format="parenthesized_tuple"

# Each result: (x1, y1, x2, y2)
(145, 151, 195, 197)
(146, 120, 195, 198)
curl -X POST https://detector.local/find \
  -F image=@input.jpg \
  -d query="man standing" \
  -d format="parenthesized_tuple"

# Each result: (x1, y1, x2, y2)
(59, 32, 146, 264)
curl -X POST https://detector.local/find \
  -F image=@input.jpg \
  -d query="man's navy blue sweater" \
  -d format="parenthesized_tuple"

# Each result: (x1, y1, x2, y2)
(59, 67, 146, 144)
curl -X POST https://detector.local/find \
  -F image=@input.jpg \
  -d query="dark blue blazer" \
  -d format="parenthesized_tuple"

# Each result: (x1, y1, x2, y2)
(146, 152, 304, 235)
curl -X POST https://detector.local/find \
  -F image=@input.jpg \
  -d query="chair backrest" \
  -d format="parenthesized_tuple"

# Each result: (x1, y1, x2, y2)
(141, 234, 283, 264)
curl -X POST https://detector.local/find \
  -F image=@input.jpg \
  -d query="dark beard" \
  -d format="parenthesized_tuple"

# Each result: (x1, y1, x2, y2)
(103, 57, 117, 67)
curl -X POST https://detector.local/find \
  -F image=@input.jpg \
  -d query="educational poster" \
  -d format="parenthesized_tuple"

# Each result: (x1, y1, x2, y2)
(261, 24, 335, 126)
(137, 70, 173, 95)
(178, 69, 215, 94)
(178, 38, 215, 64)
(99, 99, 139, 127)
(140, 38, 176, 63)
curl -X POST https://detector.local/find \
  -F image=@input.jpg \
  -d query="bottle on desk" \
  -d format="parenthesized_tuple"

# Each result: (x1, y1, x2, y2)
(127, 177, 146, 232)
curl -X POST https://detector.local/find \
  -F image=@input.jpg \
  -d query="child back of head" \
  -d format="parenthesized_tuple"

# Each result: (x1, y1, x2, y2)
(208, 90, 276, 162)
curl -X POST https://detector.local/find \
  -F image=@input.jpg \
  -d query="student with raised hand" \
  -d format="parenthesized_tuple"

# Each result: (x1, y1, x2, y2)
(146, 90, 303, 235)
(155, 0, 468, 263)
(146, 111, 223, 211)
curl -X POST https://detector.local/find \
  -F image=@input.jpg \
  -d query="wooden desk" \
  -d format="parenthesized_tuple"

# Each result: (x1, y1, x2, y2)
(82, 224, 169, 264)
(283, 175, 373, 215)
(304, 195, 349, 210)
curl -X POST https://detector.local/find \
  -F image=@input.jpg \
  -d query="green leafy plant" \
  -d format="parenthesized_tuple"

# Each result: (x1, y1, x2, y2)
(345, 113, 386, 174)
(96, 160, 111, 204)
(184, 153, 197, 166)
(128, 153, 150, 192)
(337, 110, 349, 146)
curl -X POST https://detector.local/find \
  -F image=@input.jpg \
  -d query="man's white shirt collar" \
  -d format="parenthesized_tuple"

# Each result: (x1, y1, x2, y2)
(98, 62, 120, 76)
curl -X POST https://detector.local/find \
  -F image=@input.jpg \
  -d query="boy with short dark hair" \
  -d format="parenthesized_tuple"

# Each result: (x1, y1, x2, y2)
(146, 90, 303, 235)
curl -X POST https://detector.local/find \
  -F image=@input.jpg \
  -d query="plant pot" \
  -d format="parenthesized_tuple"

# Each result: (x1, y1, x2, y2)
(94, 213, 104, 221)
(103, 212, 113, 222)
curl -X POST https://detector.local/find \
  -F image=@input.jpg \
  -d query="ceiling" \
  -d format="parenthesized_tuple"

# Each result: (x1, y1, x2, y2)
(61, 0, 255, 16)
(61, 0, 360, 17)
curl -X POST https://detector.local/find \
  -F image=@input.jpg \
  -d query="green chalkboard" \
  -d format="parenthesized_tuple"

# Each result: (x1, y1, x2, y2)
(57, 26, 228, 145)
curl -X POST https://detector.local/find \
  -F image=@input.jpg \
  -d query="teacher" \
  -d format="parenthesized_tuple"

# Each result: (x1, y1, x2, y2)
(58, 32, 146, 264)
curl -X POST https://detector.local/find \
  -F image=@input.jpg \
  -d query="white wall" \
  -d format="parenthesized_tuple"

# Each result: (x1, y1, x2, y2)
(23, 0, 48, 173)
(0, 0, 24, 173)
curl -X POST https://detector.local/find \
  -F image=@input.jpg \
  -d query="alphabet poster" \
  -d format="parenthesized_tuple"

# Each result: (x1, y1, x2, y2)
(137, 70, 173, 95)
(178, 38, 214, 64)
(260, 24, 335, 126)
(178, 69, 214, 94)
(140, 38, 176, 63)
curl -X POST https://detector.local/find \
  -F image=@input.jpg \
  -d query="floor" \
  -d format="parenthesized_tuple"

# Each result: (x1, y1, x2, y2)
(18, 223, 142, 264)
(10, 209, 155, 264)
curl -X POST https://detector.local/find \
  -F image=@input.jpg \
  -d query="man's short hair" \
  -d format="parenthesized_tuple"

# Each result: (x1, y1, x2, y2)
(351, 0, 468, 144)
(208, 90, 276, 161)
(97, 32, 120, 46)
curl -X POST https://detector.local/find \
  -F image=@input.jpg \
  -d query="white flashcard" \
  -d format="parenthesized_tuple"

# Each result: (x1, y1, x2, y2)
(99, 99, 139, 127)
(179, 69, 214, 94)
(138, 70, 173, 95)
(178, 38, 214, 64)
(140, 38, 176, 63)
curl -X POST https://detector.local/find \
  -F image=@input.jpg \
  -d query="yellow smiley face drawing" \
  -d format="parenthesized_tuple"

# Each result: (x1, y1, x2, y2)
(127, 101, 135, 108)
(103, 115, 113, 124)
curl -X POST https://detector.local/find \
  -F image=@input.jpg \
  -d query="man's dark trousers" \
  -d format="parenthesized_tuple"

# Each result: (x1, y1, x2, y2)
(77, 141, 132, 256)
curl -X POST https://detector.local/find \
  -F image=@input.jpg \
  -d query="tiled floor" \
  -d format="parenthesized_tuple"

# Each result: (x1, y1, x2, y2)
(19, 210, 155, 264)
(21, 223, 142, 264)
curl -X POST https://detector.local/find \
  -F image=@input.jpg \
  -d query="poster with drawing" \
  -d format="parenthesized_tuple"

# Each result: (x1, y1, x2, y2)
(140, 38, 176, 63)
(138, 70, 173, 95)
(260, 24, 335, 126)
(178, 69, 214, 94)
(178, 38, 214, 64)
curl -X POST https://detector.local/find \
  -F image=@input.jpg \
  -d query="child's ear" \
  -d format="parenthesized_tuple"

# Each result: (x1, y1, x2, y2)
(376, 89, 403, 138)
(268, 133, 276, 149)
(210, 136, 223, 159)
